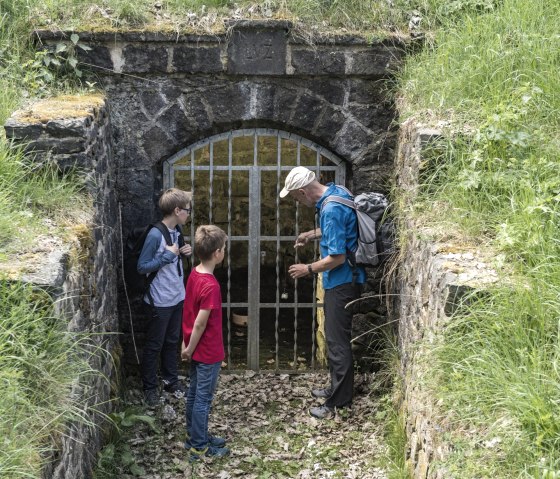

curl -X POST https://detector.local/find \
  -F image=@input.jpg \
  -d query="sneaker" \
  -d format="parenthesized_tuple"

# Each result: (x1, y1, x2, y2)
(189, 445, 230, 461)
(309, 405, 335, 419)
(143, 389, 160, 407)
(184, 434, 226, 449)
(311, 387, 332, 399)
(163, 381, 187, 398)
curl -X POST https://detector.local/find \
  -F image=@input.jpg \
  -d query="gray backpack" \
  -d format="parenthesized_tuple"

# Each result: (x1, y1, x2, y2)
(321, 188, 394, 267)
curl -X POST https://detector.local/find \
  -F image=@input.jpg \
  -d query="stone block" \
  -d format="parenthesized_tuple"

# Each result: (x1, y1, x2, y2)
(309, 78, 347, 106)
(76, 44, 113, 72)
(4, 119, 44, 141)
(26, 136, 86, 155)
(272, 86, 300, 126)
(335, 121, 375, 160)
(172, 45, 223, 73)
(141, 125, 176, 164)
(290, 47, 345, 75)
(51, 152, 92, 171)
(140, 89, 167, 117)
(181, 93, 212, 132)
(156, 103, 194, 144)
(203, 83, 248, 124)
(228, 27, 287, 75)
(313, 104, 347, 141)
(122, 44, 169, 73)
(45, 117, 90, 137)
(348, 47, 404, 77)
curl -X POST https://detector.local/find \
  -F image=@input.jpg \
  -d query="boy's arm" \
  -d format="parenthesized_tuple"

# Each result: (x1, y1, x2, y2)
(137, 230, 177, 274)
(181, 309, 211, 361)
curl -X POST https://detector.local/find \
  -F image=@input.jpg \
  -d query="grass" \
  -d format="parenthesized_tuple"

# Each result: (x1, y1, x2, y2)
(397, 0, 560, 475)
(0, 280, 95, 478)
(0, 141, 87, 255)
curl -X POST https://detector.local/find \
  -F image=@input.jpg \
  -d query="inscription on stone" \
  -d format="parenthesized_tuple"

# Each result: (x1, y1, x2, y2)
(228, 28, 286, 75)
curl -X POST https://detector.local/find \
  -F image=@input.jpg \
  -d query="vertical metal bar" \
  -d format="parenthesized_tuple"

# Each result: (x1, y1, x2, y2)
(209, 142, 214, 224)
(293, 139, 301, 368)
(227, 134, 232, 370)
(311, 149, 320, 369)
(247, 162, 261, 370)
(190, 150, 195, 257)
(275, 135, 281, 370)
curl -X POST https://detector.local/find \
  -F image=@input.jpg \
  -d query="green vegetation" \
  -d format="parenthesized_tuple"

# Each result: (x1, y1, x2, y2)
(399, 0, 560, 475)
(0, 281, 93, 478)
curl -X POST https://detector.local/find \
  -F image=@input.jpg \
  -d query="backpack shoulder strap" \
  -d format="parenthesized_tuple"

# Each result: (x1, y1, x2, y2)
(152, 221, 174, 246)
(176, 225, 185, 248)
(321, 195, 356, 211)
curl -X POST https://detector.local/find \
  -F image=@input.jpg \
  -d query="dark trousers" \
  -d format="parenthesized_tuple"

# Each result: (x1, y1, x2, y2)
(323, 283, 360, 409)
(141, 301, 183, 391)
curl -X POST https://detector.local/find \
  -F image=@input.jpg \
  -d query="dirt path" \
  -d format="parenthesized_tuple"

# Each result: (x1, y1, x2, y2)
(112, 372, 388, 479)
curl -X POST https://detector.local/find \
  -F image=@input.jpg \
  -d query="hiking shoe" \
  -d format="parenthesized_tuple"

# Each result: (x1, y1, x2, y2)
(311, 387, 332, 399)
(189, 445, 230, 461)
(309, 405, 335, 419)
(143, 389, 160, 407)
(163, 381, 187, 398)
(185, 434, 226, 449)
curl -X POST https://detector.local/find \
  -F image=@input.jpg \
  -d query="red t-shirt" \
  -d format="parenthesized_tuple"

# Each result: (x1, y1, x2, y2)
(182, 268, 224, 364)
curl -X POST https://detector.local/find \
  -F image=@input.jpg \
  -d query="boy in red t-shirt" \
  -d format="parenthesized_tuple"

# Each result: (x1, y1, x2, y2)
(181, 225, 229, 460)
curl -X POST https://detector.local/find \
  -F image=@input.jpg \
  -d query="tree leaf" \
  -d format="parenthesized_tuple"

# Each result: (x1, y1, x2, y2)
(70, 33, 79, 45)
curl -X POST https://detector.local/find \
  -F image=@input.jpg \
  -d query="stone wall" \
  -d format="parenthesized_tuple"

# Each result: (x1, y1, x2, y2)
(394, 120, 499, 478)
(4, 95, 119, 479)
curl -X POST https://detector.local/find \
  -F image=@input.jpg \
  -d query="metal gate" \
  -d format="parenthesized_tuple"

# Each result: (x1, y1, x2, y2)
(163, 129, 346, 371)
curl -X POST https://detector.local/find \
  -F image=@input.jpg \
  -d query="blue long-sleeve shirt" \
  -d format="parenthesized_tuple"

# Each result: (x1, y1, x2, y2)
(137, 227, 184, 307)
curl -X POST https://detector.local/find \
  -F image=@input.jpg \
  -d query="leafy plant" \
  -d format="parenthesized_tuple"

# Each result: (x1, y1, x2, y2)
(95, 408, 158, 478)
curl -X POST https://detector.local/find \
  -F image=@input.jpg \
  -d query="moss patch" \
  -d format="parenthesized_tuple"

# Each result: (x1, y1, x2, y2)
(12, 94, 105, 124)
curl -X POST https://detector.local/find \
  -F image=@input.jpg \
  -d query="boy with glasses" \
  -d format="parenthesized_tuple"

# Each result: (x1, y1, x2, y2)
(181, 225, 230, 460)
(137, 188, 193, 406)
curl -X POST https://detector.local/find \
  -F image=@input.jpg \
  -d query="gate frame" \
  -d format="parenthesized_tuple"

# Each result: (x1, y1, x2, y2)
(163, 128, 346, 370)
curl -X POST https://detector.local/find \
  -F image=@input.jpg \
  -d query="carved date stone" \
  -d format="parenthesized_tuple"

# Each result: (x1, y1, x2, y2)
(227, 21, 289, 75)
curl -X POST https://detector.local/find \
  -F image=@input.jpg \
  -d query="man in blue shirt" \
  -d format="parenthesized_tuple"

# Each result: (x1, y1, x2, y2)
(280, 167, 365, 419)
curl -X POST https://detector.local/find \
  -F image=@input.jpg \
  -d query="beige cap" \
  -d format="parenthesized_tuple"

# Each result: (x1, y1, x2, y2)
(279, 167, 316, 198)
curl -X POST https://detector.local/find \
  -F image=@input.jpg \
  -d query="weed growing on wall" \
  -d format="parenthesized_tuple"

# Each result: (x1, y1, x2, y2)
(0, 141, 86, 254)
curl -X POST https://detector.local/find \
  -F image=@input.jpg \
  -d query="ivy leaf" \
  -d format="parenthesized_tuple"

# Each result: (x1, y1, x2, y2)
(70, 33, 79, 45)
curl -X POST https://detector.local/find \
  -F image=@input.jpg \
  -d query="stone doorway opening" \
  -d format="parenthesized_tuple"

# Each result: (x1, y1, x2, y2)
(164, 128, 346, 371)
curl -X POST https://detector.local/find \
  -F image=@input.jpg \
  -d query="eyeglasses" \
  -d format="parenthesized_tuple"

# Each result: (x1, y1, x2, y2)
(180, 207, 192, 214)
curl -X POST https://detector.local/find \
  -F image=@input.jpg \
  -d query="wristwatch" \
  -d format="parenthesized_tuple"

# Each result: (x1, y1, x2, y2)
(307, 264, 313, 275)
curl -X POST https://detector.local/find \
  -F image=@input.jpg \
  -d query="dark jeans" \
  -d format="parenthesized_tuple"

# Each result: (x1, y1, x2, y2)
(141, 300, 183, 392)
(323, 282, 361, 409)
(186, 360, 221, 450)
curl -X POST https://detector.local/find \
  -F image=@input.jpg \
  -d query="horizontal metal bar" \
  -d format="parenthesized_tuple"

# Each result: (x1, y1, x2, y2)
(222, 303, 323, 308)
(173, 165, 340, 172)
(183, 236, 301, 242)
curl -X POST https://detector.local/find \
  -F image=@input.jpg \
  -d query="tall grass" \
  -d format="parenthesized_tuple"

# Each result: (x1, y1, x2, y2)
(0, 280, 94, 478)
(398, 0, 560, 475)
